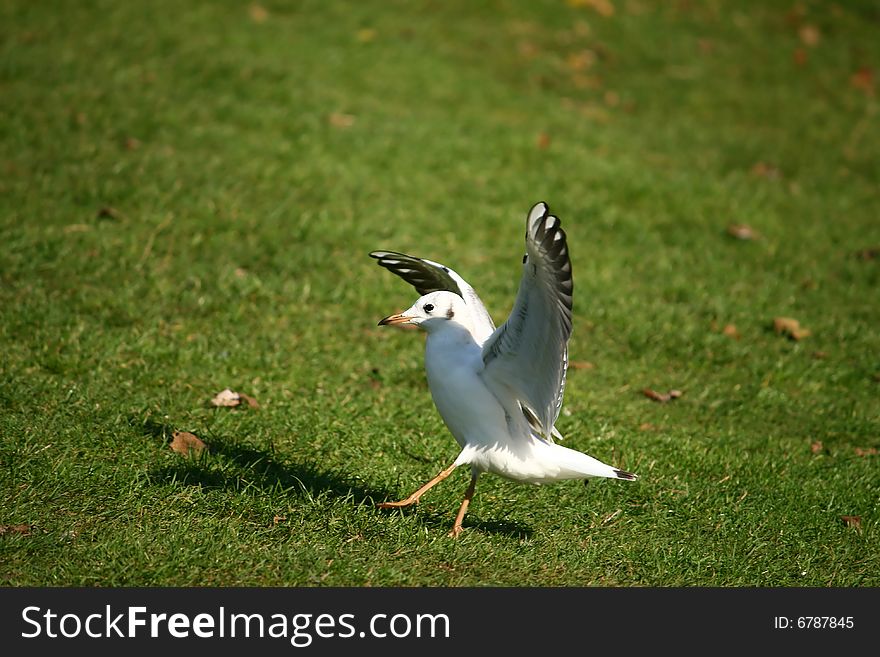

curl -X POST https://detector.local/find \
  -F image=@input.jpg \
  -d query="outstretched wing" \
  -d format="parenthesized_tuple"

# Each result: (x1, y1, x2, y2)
(480, 202, 573, 441)
(369, 250, 496, 342)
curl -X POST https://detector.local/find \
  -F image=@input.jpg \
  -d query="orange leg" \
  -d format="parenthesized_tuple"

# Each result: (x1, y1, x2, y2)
(448, 472, 479, 538)
(377, 462, 458, 509)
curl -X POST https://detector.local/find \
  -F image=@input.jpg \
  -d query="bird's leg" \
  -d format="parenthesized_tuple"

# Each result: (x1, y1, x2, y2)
(377, 462, 458, 509)
(448, 471, 479, 538)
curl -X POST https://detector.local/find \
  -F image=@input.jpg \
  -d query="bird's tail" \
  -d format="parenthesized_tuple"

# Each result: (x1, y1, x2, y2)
(547, 443, 638, 481)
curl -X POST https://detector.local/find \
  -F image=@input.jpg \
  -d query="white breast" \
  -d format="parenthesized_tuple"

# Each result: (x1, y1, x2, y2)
(424, 324, 505, 450)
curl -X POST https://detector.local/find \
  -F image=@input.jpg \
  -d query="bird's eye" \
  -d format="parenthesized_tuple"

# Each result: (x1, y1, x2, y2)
(423, 303, 434, 313)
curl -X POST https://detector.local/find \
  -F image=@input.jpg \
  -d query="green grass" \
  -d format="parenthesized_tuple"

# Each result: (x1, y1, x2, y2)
(1, 0, 878, 586)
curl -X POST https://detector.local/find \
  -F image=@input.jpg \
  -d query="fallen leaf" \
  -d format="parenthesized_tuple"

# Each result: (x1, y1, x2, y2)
(249, 4, 269, 23)
(273, 515, 287, 525)
(727, 223, 758, 240)
(793, 48, 808, 66)
(211, 388, 259, 409)
(722, 324, 740, 339)
(751, 161, 781, 179)
(841, 515, 861, 529)
(810, 441, 823, 454)
(328, 112, 355, 128)
(638, 422, 657, 431)
(536, 132, 551, 149)
(642, 388, 682, 403)
(811, 351, 827, 359)
(854, 447, 878, 457)
(170, 431, 207, 456)
(569, 360, 595, 370)
(238, 393, 261, 409)
(123, 137, 141, 151)
(850, 67, 874, 95)
(211, 388, 241, 407)
(0, 524, 32, 536)
(798, 24, 820, 47)
(773, 317, 811, 340)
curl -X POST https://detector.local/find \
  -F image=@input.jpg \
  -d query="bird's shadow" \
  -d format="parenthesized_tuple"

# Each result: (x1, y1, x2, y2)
(139, 417, 534, 538)
(413, 507, 534, 540)
(140, 418, 387, 505)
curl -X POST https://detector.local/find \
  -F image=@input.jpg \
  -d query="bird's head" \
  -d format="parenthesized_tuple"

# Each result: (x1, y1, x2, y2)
(378, 291, 469, 334)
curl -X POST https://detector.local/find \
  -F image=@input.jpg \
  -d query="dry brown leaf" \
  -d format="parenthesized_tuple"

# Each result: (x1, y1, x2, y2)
(854, 447, 878, 457)
(536, 132, 551, 149)
(0, 524, 32, 536)
(841, 515, 861, 529)
(249, 4, 268, 23)
(773, 317, 811, 340)
(793, 47, 808, 66)
(569, 360, 595, 370)
(798, 24, 820, 47)
(238, 392, 261, 409)
(328, 112, 355, 128)
(850, 67, 874, 95)
(643, 388, 682, 403)
(722, 324, 740, 339)
(811, 351, 827, 360)
(810, 441, 824, 454)
(751, 162, 781, 179)
(727, 223, 758, 240)
(638, 422, 657, 431)
(170, 431, 207, 456)
(124, 137, 141, 151)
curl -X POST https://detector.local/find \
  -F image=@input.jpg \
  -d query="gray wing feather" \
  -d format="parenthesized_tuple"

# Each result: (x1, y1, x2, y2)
(370, 250, 496, 342)
(480, 202, 573, 441)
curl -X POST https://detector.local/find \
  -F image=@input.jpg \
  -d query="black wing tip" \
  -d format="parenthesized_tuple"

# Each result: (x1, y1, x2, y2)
(614, 469, 638, 481)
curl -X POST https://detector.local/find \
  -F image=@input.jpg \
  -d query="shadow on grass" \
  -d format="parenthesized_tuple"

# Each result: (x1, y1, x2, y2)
(406, 506, 534, 540)
(138, 417, 533, 537)
(137, 417, 388, 505)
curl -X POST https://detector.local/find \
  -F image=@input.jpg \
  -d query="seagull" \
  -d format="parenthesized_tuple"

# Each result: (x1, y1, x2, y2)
(371, 202, 637, 537)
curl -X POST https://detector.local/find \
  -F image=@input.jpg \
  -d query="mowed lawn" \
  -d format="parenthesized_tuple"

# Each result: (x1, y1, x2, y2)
(1, 0, 878, 586)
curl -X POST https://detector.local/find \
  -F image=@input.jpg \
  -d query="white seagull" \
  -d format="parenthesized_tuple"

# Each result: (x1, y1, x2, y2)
(371, 202, 636, 537)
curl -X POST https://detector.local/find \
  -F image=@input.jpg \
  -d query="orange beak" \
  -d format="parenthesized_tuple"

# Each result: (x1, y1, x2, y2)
(378, 312, 411, 326)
